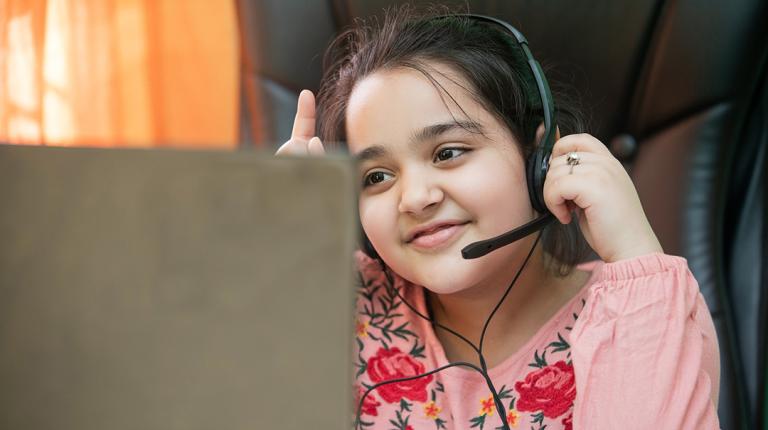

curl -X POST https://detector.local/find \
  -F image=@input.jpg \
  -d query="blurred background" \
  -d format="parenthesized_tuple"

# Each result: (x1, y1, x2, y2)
(0, 0, 238, 148)
(1, 0, 766, 428)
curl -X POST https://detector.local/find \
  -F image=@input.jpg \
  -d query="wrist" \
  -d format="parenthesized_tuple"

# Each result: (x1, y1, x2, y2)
(606, 238, 664, 263)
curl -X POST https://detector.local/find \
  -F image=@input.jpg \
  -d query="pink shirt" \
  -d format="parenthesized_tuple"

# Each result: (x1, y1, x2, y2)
(353, 251, 721, 429)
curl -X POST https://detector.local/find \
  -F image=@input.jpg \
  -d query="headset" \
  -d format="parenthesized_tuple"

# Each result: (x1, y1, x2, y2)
(354, 14, 559, 430)
(360, 14, 557, 261)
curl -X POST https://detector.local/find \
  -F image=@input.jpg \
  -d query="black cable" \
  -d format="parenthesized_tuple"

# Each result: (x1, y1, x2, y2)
(381, 266, 510, 430)
(354, 361, 485, 430)
(478, 233, 542, 363)
(354, 232, 543, 430)
(381, 266, 480, 354)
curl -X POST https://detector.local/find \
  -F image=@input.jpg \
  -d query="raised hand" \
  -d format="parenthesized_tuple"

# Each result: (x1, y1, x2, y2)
(275, 90, 325, 156)
(543, 133, 663, 263)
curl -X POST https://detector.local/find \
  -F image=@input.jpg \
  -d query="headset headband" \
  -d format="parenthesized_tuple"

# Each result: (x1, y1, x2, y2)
(453, 14, 556, 155)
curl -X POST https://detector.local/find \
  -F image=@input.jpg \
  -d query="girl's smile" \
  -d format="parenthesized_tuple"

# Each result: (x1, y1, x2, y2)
(406, 220, 470, 251)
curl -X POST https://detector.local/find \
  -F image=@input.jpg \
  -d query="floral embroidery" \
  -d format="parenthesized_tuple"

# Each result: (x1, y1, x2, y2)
(356, 319, 369, 337)
(562, 413, 573, 430)
(479, 395, 495, 416)
(387, 400, 414, 430)
(355, 262, 417, 351)
(357, 388, 381, 417)
(355, 257, 441, 428)
(423, 401, 441, 419)
(466, 328, 581, 429)
(428, 384, 449, 429)
(515, 360, 576, 418)
(509, 306, 582, 429)
(354, 252, 590, 430)
(469, 386, 514, 429)
(366, 347, 433, 403)
(506, 409, 520, 427)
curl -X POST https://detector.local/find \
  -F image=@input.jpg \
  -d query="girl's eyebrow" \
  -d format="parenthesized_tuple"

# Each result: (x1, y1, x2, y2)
(355, 120, 484, 163)
(411, 120, 483, 143)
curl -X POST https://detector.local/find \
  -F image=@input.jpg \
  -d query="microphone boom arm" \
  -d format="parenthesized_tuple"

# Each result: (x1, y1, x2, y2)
(461, 213, 555, 259)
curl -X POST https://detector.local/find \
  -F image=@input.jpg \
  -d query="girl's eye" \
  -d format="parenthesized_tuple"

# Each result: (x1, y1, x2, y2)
(434, 147, 466, 162)
(363, 171, 394, 187)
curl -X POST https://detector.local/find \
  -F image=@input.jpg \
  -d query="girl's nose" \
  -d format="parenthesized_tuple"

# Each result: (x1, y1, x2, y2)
(397, 172, 444, 215)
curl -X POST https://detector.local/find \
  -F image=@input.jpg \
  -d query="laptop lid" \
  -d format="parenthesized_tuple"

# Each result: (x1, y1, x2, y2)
(0, 144, 357, 429)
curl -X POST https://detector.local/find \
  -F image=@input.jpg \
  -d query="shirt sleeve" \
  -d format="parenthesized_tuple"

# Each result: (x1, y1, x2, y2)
(569, 252, 721, 430)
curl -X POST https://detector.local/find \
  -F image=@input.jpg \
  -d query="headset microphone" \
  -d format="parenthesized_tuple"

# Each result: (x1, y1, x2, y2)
(461, 213, 553, 259)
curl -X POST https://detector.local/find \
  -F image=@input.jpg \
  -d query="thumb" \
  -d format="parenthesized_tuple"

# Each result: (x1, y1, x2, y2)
(291, 90, 317, 141)
(308, 137, 325, 156)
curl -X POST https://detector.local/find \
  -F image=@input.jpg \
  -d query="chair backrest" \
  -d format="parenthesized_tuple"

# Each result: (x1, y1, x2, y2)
(236, 1, 768, 427)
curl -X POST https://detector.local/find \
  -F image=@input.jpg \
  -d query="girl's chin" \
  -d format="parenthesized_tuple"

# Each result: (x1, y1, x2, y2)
(404, 266, 484, 295)
(422, 282, 474, 296)
(394, 248, 517, 294)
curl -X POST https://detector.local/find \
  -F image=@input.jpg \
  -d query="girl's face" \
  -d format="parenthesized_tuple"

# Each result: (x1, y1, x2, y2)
(347, 63, 537, 294)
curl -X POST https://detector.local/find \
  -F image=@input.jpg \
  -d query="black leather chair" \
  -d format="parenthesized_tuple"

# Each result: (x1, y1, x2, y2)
(235, 1, 768, 427)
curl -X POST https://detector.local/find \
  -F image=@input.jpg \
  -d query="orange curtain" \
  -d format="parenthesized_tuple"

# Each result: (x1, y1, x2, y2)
(0, 0, 239, 148)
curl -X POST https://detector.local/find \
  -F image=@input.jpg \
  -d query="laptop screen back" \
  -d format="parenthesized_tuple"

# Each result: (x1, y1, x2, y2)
(0, 145, 357, 430)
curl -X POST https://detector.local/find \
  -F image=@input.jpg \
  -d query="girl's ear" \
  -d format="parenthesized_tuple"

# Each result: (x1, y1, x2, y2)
(534, 122, 562, 147)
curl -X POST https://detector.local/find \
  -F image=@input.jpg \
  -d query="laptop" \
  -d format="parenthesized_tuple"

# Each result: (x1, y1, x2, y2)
(0, 144, 357, 429)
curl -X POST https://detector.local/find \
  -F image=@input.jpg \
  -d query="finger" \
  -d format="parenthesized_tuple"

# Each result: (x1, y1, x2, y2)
(550, 133, 612, 161)
(543, 164, 599, 224)
(542, 170, 572, 224)
(549, 149, 626, 180)
(308, 136, 325, 156)
(275, 138, 308, 156)
(544, 182, 573, 225)
(291, 90, 317, 141)
(548, 150, 598, 169)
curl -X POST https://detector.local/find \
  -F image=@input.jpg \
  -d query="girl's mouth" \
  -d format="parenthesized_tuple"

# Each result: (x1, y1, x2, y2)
(408, 222, 469, 250)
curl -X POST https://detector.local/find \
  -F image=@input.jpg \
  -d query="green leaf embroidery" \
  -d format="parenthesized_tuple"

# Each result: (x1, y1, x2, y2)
(399, 399, 412, 413)
(531, 411, 544, 424)
(497, 385, 513, 399)
(355, 354, 367, 378)
(528, 349, 548, 368)
(547, 332, 570, 353)
(357, 418, 374, 428)
(470, 414, 486, 429)
(410, 340, 426, 359)
(389, 409, 411, 430)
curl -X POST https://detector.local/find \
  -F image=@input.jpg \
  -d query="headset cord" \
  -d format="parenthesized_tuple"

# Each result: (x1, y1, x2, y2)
(354, 361, 492, 429)
(355, 231, 542, 430)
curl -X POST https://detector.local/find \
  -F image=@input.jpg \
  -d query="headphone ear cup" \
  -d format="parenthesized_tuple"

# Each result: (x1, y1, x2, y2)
(525, 148, 549, 214)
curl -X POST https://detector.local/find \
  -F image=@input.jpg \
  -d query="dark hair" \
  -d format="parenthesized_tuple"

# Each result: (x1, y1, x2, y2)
(316, 5, 592, 276)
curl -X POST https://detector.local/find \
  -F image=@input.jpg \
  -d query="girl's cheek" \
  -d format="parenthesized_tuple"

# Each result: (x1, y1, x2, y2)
(359, 199, 394, 251)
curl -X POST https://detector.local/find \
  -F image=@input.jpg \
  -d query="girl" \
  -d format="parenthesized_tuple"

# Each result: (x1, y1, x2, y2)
(278, 7, 720, 430)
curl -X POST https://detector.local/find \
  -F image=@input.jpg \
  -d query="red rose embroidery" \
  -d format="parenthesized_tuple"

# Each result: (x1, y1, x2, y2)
(514, 360, 576, 418)
(562, 413, 573, 430)
(356, 388, 381, 417)
(366, 347, 433, 403)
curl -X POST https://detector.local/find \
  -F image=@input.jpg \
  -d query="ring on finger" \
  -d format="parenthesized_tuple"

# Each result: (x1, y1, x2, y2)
(566, 151, 580, 174)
